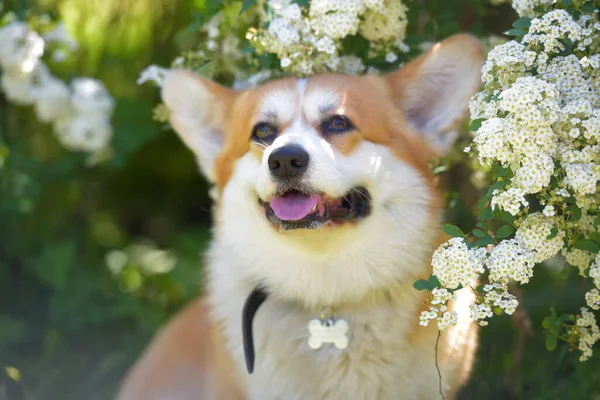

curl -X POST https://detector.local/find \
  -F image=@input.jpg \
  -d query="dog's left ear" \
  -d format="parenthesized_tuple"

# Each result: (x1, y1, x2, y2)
(161, 69, 238, 183)
(385, 34, 484, 155)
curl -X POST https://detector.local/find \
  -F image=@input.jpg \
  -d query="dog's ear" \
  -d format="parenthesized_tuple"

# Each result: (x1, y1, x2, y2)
(161, 69, 237, 182)
(385, 34, 484, 155)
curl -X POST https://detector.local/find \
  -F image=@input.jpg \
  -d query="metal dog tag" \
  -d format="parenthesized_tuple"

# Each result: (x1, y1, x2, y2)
(308, 318, 349, 350)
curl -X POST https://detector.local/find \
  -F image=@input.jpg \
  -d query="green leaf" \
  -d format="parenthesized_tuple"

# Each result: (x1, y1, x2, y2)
(542, 316, 553, 330)
(504, 28, 526, 39)
(512, 17, 532, 29)
(594, 216, 600, 226)
(545, 332, 558, 351)
(292, 0, 310, 7)
(485, 180, 509, 199)
(4, 366, 20, 382)
(574, 239, 600, 253)
(493, 307, 504, 316)
(195, 61, 217, 79)
(590, 232, 600, 244)
(473, 229, 487, 238)
(479, 206, 493, 221)
(469, 118, 485, 132)
(547, 227, 558, 240)
(500, 210, 516, 224)
(413, 279, 430, 291)
(556, 37, 574, 57)
(443, 224, 465, 238)
(259, 53, 275, 68)
(473, 236, 496, 247)
(495, 224, 515, 239)
(121, 267, 144, 292)
(477, 221, 491, 230)
(496, 166, 513, 178)
(475, 285, 486, 293)
(240, 0, 257, 14)
(432, 165, 449, 175)
(429, 274, 441, 289)
(581, 1, 596, 12)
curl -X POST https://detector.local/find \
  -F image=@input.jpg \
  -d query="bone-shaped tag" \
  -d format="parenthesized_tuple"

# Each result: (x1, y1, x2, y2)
(308, 319, 349, 350)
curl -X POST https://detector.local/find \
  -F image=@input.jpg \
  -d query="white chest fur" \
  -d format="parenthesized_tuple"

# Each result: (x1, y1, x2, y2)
(209, 278, 452, 400)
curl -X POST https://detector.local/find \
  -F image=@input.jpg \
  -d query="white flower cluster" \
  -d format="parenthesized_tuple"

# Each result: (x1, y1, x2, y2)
(572, 307, 600, 361)
(106, 241, 177, 276)
(419, 288, 459, 330)
(585, 255, 600, 310)
(426, 212, 567, 327)
(0, 21, 114, 154)
(252, 0, 408, 76)
(431, 238, 487, 290)
(472, 10, 600, 215)
(490, 0, 557, 18)
(454, 6, 600, 360)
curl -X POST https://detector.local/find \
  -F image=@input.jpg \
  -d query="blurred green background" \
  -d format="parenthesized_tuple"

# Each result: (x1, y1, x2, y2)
(1, 0, 599, 399)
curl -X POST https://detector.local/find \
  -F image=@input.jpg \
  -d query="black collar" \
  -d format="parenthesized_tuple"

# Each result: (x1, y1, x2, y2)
(242, 287, 269, 373)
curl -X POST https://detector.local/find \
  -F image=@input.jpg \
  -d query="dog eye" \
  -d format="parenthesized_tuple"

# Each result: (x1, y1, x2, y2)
(252, 123, 278, 143)
(322, 115, 354, 135)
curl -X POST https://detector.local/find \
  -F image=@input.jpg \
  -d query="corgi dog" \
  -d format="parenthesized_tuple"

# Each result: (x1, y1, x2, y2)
(117, 34, 484, 400)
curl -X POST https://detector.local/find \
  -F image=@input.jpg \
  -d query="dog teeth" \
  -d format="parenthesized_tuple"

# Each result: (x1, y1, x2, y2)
(311, 203, 318, 212)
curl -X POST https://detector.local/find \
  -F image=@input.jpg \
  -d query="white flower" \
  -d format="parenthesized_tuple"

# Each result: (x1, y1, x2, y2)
(483, 284, 519, 315)
(360, 1, 408, 42)
(129, 242, 177, 275)
(206, 40, 219, 51)
(33, 75, 72, 122)
(315, 37, 336, 54)
(43, 23, 77, 50)
(280, 57, 292, 68)
(105, 250, 129, 275)
(339, 56, 365, 75)
(281, 4, 302, 21)
(419, 306, 440, 326)
(563, 248, 594, 276)
(586, 289, 600, 310)
(469, 303, 493, 322)
(385, 52, 398, 63)
(437, 311, 459, 330)
(510, 0, 556, 17)
(486, 239, 536, 284)
(1, 71, 36, 105)
(574, 307, 600, 361)
(431, 237, 486, 289)
(515, 213, 564, 263)
(563, 163, 600, 196)
(0, 21, 44, 74)
(491, 187, 528, 216)
(542, 205, 555, 216)
(54, 115, 112, 152)
(431, 288, 455, 305)
(70, 78, 114, 116)
(137, 65, 168, 87)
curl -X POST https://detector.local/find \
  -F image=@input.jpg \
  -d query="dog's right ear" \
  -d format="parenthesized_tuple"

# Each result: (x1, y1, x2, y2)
(161, 69, 237, 183)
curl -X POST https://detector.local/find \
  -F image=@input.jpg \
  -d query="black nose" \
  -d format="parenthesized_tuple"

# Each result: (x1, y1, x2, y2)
(268, 145, 309, 179)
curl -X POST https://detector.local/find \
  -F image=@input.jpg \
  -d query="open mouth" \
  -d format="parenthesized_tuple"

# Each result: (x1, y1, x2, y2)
(259, 186, 371, 230)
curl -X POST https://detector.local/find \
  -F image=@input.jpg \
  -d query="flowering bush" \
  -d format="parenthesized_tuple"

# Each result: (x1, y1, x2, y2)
(417, 0, 600, 362)
(0, 16, 114, 160)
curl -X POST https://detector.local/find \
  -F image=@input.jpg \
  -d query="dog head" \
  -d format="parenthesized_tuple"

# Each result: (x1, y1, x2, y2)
(162, 34, 484, 306)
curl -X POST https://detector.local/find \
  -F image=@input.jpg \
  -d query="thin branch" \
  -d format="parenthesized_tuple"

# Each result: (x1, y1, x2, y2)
(435, 330, 446, 400)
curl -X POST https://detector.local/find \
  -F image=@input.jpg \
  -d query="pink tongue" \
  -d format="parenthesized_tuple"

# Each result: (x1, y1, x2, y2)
(270, 193, 319, 221)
